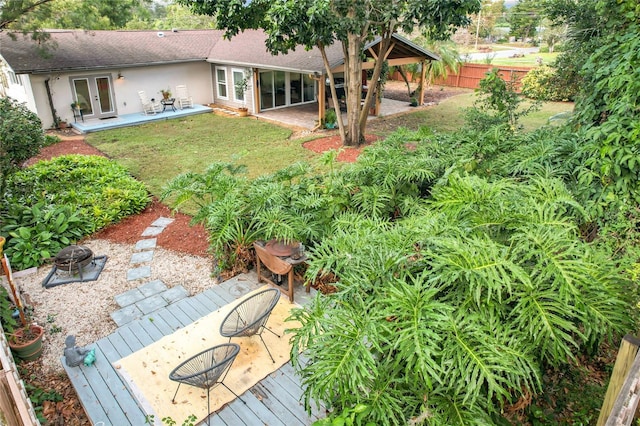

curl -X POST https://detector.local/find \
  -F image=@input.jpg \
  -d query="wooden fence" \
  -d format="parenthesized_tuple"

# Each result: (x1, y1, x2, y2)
(390, 63, 534, 91)
(0, 322, 40, 425)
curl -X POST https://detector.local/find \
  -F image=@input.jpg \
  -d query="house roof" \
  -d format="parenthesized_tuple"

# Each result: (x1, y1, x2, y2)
(206, 29, 343, 73)
(0, 29, 220, 74)
(0, 29, 438, 75)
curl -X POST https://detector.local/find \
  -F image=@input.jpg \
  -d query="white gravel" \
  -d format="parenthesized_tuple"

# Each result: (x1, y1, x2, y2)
(11, 238, 217, 374)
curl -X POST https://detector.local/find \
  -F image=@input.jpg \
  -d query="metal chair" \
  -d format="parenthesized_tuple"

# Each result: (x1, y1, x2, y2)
(175, 84, 194, 109)
(219, 288, 281, 363)
(169, 343, 243, 426)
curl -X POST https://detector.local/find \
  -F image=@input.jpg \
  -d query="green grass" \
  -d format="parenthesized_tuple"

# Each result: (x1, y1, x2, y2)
(384, 92, 574, 134)
(472, 52, 559, 67)
(86, 114, 319, 196)
(87, 95, 574, 199)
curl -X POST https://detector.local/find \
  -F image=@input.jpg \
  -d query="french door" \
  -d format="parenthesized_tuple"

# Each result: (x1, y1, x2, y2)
(71, 75, 115, 119)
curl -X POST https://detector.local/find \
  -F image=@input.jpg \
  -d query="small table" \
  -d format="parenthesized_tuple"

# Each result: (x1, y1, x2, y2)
(161, 98, 176, 112)
(254, 241, 309, 302)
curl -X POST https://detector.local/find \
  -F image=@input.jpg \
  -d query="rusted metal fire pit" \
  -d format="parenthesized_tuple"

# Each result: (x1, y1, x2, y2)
(42, 245, 108, 288)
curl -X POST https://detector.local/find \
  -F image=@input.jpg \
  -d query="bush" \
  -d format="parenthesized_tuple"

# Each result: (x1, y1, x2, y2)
(521, 65, 577, 102)
(1, 155, 149, 269)
(0, 98, 44, 196)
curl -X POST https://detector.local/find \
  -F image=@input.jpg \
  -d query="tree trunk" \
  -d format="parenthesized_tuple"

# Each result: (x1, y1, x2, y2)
(344, 33, 363, 147)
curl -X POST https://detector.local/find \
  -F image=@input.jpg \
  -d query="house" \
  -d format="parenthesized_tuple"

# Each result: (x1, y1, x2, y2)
(0, 29, 438, 131)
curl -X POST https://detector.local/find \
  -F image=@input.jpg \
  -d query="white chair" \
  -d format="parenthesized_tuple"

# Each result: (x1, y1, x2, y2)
(138, 91, 161, 115)
(175, 85, 194, 109)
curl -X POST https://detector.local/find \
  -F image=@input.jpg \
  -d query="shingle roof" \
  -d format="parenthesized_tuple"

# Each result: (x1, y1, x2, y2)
(206, 29, 343, 73)
(0, 29, 437, 75)
(0, 29, 221, 73)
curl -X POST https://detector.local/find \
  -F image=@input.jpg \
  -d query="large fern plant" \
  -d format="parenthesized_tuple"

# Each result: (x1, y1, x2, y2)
(289, 173, 634, 425)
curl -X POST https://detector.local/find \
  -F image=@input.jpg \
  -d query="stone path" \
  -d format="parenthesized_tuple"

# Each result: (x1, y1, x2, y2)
(110, 217, 190, 326)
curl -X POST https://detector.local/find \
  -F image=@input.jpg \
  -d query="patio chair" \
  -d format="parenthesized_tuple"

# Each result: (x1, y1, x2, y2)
(169, 343, 244, 426)
(138, 90, 161, 115)
(175, 84, 194, 109)
(219, 288, 281, 363)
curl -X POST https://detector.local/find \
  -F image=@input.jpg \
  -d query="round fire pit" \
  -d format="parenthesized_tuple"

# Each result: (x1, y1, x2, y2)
(54, 245, 94, 273)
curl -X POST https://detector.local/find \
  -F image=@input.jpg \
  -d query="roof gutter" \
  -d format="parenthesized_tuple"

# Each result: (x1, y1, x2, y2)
(21, 58, 207, 75)
(206, 59, 323, 75)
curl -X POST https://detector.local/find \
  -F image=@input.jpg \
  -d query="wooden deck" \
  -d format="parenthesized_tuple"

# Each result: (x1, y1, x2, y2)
(63, 273, 325, 425)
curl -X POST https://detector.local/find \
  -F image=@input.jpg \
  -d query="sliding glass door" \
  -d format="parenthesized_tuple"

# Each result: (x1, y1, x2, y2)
(71, 75, 115, 119)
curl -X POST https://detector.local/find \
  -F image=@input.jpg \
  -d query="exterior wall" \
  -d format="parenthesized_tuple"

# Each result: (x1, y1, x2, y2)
(0, 55, 36, 112)
(29, 61, 214, 128)
(210, 64, 255, 113)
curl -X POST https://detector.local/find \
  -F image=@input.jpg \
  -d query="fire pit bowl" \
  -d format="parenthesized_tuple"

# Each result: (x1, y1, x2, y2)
(54, 245, 94, 272)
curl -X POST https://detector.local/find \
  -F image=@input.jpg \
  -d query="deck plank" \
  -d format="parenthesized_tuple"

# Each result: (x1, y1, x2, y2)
(116, 325, 147, 351)
(62, 360, 110, 424)
(106, 330, 134, 359)
(200, 287, 228, 310)
(164, 302, 196, 327)
(171, 297, 204, 322)
(216, 405, 246, 425)
(232, 390, 287, 426)
(257, 373, 312, 423)
(140, 312, 175, 336)
(249, 381, 308, 425)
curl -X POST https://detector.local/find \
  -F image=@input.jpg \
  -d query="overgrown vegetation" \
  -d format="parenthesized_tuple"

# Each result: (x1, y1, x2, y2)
(161, 4, 640, 419)
(1, 155, 148, 269)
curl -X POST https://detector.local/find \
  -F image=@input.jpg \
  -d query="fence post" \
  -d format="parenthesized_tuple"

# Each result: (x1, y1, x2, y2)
(597, 334, 640, 426)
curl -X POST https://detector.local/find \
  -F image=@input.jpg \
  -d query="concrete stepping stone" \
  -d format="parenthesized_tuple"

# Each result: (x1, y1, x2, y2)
(151, 217, 174, 228)
(139, 279, 167, 297)
(111, 304, 143, 327)
(141, 226, 164, 237)
(137, 294, 168, 315)
(130, 250, 154, 264)
(135, 238, 156, 251)
(127, 265, 151, 281)
(161, 286, 189, 304)
(115, 288, 146, 308)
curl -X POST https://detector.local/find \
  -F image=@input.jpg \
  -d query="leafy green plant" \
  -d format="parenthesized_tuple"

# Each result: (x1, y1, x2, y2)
(465, 68, 541, 132)
(1, 202, 89, 269)
(24, 381, 63, 424)
(145, 414, 197, 426)
(0, 285, 17, 334)
(0, 97, 45, 197)
(521, 65, 577, 102)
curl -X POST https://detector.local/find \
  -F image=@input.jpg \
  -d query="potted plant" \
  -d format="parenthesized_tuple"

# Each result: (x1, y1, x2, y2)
(234, 72, 250, 117)
(1, 244, 44, 361)
(160, 88, 172, 100)
(325, 108, 337, 129)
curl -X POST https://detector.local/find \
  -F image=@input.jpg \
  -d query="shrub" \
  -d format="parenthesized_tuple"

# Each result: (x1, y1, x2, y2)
(1, 155, 148, 269)
(0, 98, 44, 196)
(521, 65, 577, 102)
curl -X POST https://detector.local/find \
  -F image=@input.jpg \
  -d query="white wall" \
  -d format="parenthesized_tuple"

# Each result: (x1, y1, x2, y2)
(28, 61, 215, 128)
(0, 55, 37, 112)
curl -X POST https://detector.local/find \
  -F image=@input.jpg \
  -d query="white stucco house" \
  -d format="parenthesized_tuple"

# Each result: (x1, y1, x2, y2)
(0, 29, 438, 130)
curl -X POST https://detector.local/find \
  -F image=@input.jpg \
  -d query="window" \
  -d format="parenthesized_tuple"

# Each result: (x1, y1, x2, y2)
(232, 69, 245, 103)
(216, 67, 228, 99)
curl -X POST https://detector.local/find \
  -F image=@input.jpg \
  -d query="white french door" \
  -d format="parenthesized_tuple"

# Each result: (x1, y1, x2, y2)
(71, 75, 115, 119)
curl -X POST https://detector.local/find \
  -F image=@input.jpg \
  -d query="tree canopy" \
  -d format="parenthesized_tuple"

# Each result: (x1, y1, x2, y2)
(178, 0, 481, 146)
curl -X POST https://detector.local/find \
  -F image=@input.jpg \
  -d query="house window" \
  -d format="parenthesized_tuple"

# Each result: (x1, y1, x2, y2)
(8, 70, 21, 85)
(232, 69, 246, 103)
(216, 67, 228, 99)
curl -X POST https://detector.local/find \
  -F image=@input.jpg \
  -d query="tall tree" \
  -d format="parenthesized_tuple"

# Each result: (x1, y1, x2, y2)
(0, 0, 55, 42)
(509, 0, 542, 40)
(178, 0, 480, 147)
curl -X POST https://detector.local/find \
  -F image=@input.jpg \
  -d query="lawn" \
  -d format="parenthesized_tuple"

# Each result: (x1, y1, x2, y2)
(87, 95, 574, 197)
(86, 114, 318, 196)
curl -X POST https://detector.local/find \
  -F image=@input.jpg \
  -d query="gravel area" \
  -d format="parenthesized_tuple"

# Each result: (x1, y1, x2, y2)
(14, 238, 217, 375)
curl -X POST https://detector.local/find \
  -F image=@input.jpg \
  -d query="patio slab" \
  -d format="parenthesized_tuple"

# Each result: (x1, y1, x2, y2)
(70, 104, 212, 134)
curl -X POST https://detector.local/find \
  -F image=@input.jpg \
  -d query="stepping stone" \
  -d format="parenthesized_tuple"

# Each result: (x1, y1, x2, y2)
(136, 294, 168, 315)
(135, 238, 157, 251)
(111, 304, 142, 327)
(152, 217, 174, 228)
(130, 251, 154, 264)
(115, 288, 146, 308)
(139, 279, 167, 297)
(141, 226, 164, 237)
(161, 286, 189, 304)
(127, 265, 151, 281)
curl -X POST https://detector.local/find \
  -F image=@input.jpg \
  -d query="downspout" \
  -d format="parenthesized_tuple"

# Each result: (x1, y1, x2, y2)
(44, 77, 59, 128)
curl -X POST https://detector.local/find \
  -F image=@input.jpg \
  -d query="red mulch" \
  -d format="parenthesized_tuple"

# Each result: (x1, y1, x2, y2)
(302, 134, 379, 162)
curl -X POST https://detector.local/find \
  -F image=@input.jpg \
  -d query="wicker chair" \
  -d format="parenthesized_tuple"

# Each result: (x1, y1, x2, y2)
(169, 343, 243, 425)
(219, 288, 281, 363)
